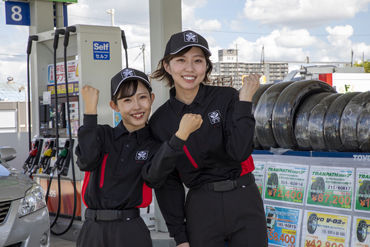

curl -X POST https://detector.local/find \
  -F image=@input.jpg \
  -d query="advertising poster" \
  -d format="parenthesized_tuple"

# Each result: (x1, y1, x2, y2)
(355, 169, 370, 212)
(264, 163, 308, 204)
(265, 205, 302, 247)
(253, 161, 265, 196)
(307, 167, 354, 210)
(352, 217, 370, 247)
(47, 60, 79, 84)
(302, 211, 350, 247)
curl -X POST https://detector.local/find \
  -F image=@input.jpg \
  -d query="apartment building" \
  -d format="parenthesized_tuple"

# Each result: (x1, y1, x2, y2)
(209, 49, 288, 89)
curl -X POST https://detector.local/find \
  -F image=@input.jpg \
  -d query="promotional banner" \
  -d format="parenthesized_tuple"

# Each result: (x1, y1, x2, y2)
(253, 161, 266, 196)
(302, 211, 350, 247)
(307, 167, 354, 210)
(264, 163, 309, 204)
(355, 169, 370, 212)
(352, 217, 370, 247)
(265, 205, 302, 247)
(47, 60, 78, 85)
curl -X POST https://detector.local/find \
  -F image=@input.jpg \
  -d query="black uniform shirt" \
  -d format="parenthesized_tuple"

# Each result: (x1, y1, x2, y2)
(144, 84, 255, 244)
(76, 114, 159, 210)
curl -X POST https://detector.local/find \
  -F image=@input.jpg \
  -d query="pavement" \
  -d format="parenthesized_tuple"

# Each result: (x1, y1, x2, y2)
(50, 231, 176, 247)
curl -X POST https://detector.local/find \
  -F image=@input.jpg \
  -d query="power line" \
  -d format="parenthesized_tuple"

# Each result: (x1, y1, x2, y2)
(188, 28, 370, 37)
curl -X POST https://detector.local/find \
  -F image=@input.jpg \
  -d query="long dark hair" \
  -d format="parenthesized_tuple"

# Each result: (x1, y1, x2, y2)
(151, 47, 213, 87)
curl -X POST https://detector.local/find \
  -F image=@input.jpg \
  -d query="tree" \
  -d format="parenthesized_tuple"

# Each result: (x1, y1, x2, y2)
(354, 61, 370, 73)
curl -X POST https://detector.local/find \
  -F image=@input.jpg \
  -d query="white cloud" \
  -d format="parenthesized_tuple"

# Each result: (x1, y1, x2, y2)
(229, 28, 311, 63)
(225, 24, 370, 64)
(243, 0, 370, 26)
(182, 0, 222, 32)
(194, 19, 222, 31)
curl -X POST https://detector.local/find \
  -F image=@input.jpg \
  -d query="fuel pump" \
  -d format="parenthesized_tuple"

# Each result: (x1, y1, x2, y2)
(29, 24, 122, 238)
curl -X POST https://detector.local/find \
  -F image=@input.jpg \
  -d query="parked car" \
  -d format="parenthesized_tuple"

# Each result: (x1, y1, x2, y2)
(0, 147, 50, 247)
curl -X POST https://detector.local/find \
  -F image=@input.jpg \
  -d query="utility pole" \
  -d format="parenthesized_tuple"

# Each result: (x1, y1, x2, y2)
(106, 9, 115, 26)
(141, 44, 146, 73)
(235, 44, 238, 87)
(260, 45, 265, 73)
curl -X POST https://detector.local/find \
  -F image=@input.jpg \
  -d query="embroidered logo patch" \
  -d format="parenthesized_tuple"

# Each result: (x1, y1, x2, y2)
(184, 32, 198, 43)
(208, 110, 221, 124)
(122, 68, 134, 79)
(135, 150, 149, 160)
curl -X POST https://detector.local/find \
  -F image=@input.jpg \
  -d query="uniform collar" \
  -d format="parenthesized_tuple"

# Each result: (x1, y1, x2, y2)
(114, 121, 151, 144)
(169, 83, 206, 112)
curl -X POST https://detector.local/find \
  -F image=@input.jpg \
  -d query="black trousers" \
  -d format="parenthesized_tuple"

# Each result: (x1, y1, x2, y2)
(185, 174, 268, 247)
(77, 216, 152, 247)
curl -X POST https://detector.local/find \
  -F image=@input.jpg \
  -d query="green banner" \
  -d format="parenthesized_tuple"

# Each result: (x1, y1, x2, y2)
(355, 169, 370, 212)
(264, 163, 308, 204)
(307, 167, 354, 210)
(253, 161, 266, 196)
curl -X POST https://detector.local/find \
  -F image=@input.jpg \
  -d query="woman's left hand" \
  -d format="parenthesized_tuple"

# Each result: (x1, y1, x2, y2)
(239, 74, 260, 102)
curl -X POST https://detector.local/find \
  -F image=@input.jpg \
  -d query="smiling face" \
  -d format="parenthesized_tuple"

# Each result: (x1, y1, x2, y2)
(110, 81, 154, 132)
(164, 46, 207, 94)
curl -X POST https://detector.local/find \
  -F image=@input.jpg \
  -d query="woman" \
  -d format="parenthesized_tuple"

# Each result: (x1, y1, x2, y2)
(76, 68, 158, 247)
(144, 30, 268, 247)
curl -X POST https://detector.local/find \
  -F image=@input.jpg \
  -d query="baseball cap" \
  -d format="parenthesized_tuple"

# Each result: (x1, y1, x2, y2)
(164, 30, 211, 57)
(111, 68, 151, 98)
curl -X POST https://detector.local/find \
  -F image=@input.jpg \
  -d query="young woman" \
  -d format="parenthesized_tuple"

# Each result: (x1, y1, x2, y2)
(144, 30, 268, 247)
(75, 68, 158, 247)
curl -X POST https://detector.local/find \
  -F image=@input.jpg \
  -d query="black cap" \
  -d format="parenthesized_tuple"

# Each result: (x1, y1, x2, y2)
(164, 30, 211, 57)
(111, 68, 151, 98)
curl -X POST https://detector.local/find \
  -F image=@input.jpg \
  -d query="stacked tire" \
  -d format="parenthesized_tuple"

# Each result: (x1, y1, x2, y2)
(252, 80, 370, 152)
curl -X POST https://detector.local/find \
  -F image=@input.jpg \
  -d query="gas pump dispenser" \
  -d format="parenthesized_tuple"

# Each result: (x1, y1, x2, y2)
(29, 24, 122, 237)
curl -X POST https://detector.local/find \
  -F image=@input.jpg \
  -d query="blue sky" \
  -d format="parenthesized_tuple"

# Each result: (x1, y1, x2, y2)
(1, 0, 370, 85)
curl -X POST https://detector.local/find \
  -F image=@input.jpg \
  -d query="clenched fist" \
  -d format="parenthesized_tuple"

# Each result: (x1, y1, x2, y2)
(175, 113, 203, 141)
(240, 74, 260, 102)
(81, 85, 99, 114)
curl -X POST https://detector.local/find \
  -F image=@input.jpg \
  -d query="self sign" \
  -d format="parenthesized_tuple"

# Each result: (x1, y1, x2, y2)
(93, 41, 110, 60)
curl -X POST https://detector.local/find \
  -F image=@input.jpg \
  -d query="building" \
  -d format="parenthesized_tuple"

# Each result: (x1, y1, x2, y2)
(0, 77, 28, 133)
(209, 49, 288, 89)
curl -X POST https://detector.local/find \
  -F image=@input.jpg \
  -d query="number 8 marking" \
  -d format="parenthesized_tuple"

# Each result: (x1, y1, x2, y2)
(11, 6, 22, 21)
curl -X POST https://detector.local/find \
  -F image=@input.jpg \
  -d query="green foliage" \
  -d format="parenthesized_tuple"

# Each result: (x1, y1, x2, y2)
(354, 61, 370, 73)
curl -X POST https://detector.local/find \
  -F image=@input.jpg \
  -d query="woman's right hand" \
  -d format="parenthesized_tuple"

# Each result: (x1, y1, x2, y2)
(81, 85, 99, 114)
(175, 113, 203, 141)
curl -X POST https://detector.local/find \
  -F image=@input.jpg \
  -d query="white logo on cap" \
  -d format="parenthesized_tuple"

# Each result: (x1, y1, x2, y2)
(136, 150, 149, 161)
(184, 32, 198, 43)
(122, 69, 134, 78)
(208, 110, 221, 124)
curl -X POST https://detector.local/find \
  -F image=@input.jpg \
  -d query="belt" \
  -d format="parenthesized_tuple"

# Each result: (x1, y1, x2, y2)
(205, 173, 255, 192)
(85, 208, 139, 222)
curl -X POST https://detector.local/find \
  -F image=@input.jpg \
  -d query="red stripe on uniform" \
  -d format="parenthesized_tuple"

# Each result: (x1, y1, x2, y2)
(81, 171, 91, 208)
(240, 155, 255, 176)
(183, 145, 199, 168)
(136, 182, 152, 208)
(99, 154, 109, 188)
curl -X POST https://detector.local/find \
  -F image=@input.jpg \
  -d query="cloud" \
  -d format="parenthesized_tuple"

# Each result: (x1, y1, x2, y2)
(194, 19, 222, 31)
(226, 24, 370, 64)
(229, 28, 312, 62)
(243, 0, 370, 27)
(182, 0, 222, 31)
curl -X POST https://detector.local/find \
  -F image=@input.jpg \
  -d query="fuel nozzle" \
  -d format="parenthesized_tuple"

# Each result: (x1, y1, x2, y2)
(23, 139, 43, 175)
(55, 139, 74, 176)
(39, 140, 56, 175)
